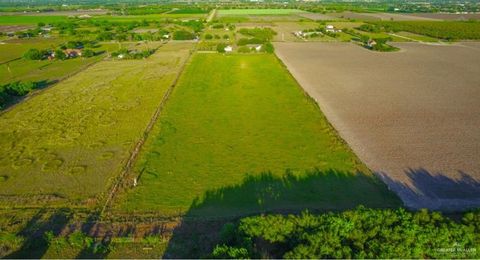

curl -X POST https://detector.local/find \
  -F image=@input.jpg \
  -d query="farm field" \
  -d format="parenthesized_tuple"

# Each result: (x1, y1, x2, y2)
(115, 53, 400, 217)
(328, 12, 438, 21)
(0, 15, 70, 25)
(217, 9, 305, 16)
(0, 37, 66, 63)
(394, 31, 440, 42)
(275, 42, 480, 211)
(408, 12, 480, 21)
(0, 42, 136, 85)
(0, 42, 193, 207)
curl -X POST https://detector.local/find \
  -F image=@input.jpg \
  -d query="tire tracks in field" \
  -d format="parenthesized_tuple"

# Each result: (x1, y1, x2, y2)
(99, 45, 195, 217)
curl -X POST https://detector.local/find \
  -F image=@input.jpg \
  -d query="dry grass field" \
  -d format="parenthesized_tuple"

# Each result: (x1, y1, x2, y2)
(0, 42, 193, 208)
(275, 42, 480, 211)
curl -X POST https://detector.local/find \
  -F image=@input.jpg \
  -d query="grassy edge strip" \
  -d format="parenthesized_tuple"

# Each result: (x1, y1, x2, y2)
(99, 45, 196, 218)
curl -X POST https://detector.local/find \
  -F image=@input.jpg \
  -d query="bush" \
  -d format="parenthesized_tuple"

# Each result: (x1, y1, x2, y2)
(216, 43, 228, 53)
(264, 42, 274, 53)
(237, 37, 264, 46)
(23, 49, 43, 60)
(211, 245, 250, 259)
(82, 49, 95, 58)
(5, 81, 36, 96)
(237, 46, 251, 53)
(55, 49, 67, 60)
(205, 34, 213, 40)
(172, 30, 196, 40)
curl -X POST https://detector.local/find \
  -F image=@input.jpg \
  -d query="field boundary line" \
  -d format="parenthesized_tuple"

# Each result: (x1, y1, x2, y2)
(271, 51, 371, 174)
(99, 46, 196, 217)
(0, 57, 21, 65)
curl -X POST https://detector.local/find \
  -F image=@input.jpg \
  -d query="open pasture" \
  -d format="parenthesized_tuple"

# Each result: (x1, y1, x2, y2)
(0, 15, 70, 25)
(0, 37, 65, 63)
(0, 42, 193, 207)
(275, 42, 480, 211)
(116, 53, 400, 217)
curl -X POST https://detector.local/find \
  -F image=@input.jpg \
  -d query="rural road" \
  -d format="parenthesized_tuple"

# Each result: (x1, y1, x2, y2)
(275, 42, 480, 211)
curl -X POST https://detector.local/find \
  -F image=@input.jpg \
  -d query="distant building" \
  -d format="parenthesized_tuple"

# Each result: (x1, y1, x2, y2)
(326, 25, 341, 33)
(64, 49, 82, 58)
(224, 45, 233, 52)
(255, 45, 262, 51)
(367, 39, 377, 48)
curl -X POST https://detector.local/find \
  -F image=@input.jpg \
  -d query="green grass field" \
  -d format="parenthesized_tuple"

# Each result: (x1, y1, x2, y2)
(0, 42, 193, 208)
(0, 38, 66, 64)
(1, 42, 134, 86)
(0, 15, 70, 25)
(117, 53, 400, 217)
(218, 9, 305, 16)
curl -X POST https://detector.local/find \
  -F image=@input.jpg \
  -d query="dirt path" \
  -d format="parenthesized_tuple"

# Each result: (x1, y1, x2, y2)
(275, 42, 480, 211)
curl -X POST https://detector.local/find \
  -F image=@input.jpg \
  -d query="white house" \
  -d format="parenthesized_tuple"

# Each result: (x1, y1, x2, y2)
(255, 45, 262, 51)
(325, 25, 341, 33)
(224, 45, 233, 52)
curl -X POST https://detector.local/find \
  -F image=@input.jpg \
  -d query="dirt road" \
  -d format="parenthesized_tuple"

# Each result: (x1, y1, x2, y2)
(275, 42, 480, 211)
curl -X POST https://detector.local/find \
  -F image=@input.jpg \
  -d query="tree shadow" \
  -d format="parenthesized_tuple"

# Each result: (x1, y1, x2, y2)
(376, 168, 480, 211)
(5, 208, 72, 259)
(163, 169, 401, 258)
(0, 80, 58, 112)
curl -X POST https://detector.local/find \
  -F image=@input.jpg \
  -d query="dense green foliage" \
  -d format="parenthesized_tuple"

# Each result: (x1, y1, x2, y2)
(0, 81, 44, 108)
(238, 27, 277, 42)
(22, 48, 44, 60)
(111, 48, 156, 59)
(211, 207, 480, 259)
(370, 21, 480, 40)
(172, 30, 196, 40)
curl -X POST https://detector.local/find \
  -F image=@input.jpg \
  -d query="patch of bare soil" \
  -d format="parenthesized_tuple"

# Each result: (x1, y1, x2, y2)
(275, 42, 480, 211)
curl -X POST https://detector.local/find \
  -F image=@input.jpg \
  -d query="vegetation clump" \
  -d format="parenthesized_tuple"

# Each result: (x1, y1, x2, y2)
(211, 207, 480, 259)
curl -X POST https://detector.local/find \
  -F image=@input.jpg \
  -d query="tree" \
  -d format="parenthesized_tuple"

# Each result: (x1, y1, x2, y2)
(55, 49, 67, 60)
(205, 34, 213, 40)
(82, 49, 95, 58)
(264, 42, 274, 53)
(216, 43, 227, 53)
(23, 49, 43, 60)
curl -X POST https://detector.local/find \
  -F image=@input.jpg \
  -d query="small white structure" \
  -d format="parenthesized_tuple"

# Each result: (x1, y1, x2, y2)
(255, 45, 262, 51)
(118, 54, 125, 59)
(224, 45, 233, 52)
(326, 25, 342, 33)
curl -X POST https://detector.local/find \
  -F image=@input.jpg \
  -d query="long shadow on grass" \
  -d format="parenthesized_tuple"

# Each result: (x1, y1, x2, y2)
(163, 169, 401, 258)
(5, 208, 72, 259)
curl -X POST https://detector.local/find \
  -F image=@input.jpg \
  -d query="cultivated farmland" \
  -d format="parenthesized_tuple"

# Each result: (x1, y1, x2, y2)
(217, 9, 305, 16)
(0, 42, 193, 207)
(116, 53, 400, 217)
(275, 42, 480, 211)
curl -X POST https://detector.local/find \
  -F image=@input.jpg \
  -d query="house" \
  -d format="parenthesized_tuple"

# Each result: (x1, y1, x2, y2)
(367, 39, 377, 48)
(41, 26, 53, 32)
(64, 49, 82, 58)
(255, 45, 262, 51)
(224, 45, 233, 52)
(326, 25, 341, 33)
